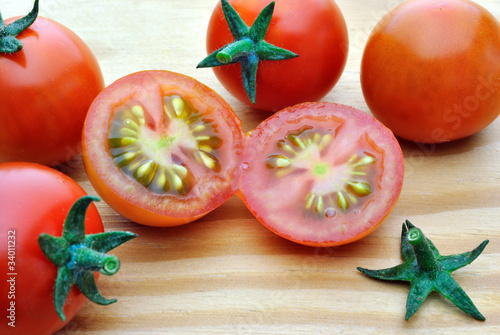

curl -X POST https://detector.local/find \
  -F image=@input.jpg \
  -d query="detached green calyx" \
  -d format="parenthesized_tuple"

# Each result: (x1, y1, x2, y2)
(38, 195, 137, 322)
(197, 0, 298, 104)
(357, 220, 489, 321)
(0, 0, 39, 53)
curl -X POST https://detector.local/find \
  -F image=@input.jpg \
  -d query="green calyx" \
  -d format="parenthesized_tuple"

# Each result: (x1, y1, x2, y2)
(197, 0, 298, 104)
(357, 220, 489, 321)
(0, 0, 39, 53)
(38, 195, 137, 322)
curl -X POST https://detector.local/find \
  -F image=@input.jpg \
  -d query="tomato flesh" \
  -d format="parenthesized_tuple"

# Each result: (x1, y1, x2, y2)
(83, 70, 244, 227)
(239, 103, 404, 247)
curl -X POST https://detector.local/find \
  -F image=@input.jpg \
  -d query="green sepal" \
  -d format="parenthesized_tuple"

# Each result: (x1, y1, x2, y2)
(38, 235, 71, 267)
(76, 271, 117, 305)
(439, 240, 489, 272)
(248, 1, 274, 41)
(197, 0, 298, 104)
(240, 56, 259, 104)
(222, 0, 249, 40)
(357, 220, 488, 321)
(38, 195, 138, 322)
(405, 275, 433, 320)
(85, 231, 138, 253)
(357, 263, 413, 282)
(0, 0, 39, 53)
(63, 195, 100, 244)
(54, 266, 75, 322)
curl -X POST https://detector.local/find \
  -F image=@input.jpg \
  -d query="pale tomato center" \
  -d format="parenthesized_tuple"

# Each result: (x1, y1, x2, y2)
(265, 126, 375, 218)
(107, 95, 223, 196)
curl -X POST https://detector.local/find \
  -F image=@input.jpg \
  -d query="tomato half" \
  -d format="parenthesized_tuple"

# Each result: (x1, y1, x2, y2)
(238, 102, 404, 247)
(0, 162, 103, 335)
(0, 14, 104, 165)
(203, 0, 348, 112)
(361, 0, 500, 143)
(83, 70, 245, 227)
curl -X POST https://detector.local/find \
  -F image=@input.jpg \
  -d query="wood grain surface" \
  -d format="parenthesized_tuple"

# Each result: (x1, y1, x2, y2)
(3, 0, 500, 334)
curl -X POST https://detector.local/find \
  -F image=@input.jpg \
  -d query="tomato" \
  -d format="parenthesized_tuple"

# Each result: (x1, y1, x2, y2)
(0, 3, 104, 165)
(200, 0, 348, 112)
(0, 162, 103, 335)
(238, 102, 404, 247)
(361, 0, 500, 143)
(83, 70, 245, 227)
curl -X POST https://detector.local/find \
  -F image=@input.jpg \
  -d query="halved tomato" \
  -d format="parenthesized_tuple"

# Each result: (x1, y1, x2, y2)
(238, 102, 404, 247)
(82, 70, 245, 227)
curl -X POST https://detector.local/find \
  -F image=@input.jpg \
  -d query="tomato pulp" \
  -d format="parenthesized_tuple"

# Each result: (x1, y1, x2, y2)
(361, 0, 500, 143)
(83, 70, 245, 227)
(238, 102, 404, 247)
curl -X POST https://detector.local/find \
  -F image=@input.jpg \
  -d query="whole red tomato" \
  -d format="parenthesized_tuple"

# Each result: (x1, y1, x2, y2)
(0, 162, 136, 335)
(201, 0, 348, 112)
(0, 2, 104, 165)
(0, 163, 102, 334)
(361, 0, 500, 143)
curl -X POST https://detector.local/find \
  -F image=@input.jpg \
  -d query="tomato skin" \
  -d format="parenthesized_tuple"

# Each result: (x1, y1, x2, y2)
(83, 70, 245, 227)
(239, 102, 404, 247)
(361, 0, 500, 143)
(0, 16, 104, 166)
(206, 0, 348, 112)
(0, 162, 103, 335)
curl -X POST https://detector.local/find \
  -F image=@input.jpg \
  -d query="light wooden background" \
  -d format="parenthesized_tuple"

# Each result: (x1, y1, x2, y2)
(3, 0, 499, 334)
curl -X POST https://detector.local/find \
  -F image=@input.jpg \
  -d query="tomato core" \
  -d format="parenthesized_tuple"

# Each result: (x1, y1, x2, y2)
(313, 163, 329, 176)
(264, 124, 377, 218)
(108, 95, 224, 196)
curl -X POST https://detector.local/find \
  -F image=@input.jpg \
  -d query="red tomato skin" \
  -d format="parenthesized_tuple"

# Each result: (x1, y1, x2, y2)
(0, 163, 103, 335)
(361, 0, 500, 143)
(206, 0, 348, 112)
(0, 16, 104, 166)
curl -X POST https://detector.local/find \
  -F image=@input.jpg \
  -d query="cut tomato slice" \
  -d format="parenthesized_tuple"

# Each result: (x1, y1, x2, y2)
(83, 70, 244, 227)
(238, 102, 404, 246)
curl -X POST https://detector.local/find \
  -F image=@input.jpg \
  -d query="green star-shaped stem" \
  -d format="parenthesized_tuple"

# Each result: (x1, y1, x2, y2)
(38, 195, 137, 322)
(357, 220, 489, 321)
(197, 0, 298, 104)
(0, 0, 39, 53)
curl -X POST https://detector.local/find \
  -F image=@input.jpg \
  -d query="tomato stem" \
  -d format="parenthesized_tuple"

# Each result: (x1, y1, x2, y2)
(0, 0, 39, 53)
(38, 195, 137, 322)
(406, 227, 440, 272)
(197, 0, 298, 104)
(357, 220, 489, 321)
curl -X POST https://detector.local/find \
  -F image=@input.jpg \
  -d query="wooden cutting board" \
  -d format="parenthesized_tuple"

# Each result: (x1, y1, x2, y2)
(4, 0, 499, 333)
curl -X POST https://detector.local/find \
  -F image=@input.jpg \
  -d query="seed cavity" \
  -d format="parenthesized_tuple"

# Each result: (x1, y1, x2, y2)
(265, 126, 377, 219)
(107, 96, 223, 196)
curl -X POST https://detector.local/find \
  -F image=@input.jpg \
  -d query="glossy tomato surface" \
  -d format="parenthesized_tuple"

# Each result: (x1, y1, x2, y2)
(83, 70, 245, 227)
(361, 0, 500, 143)
(0, 162, 103, 335)
(239, 102, 404, 247)
(0, 16, 104, 165)
(206, 0, 348, 112)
